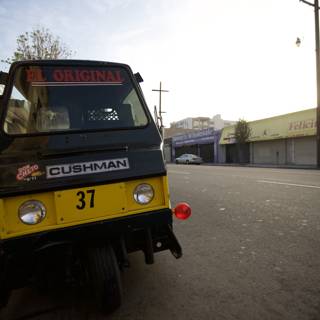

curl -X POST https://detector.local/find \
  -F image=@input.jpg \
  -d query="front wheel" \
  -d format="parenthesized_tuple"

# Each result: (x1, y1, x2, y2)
(85, 245, 122, 313)
(0, 287, 10, 309)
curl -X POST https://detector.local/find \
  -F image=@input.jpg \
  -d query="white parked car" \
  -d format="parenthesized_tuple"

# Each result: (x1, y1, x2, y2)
(175, 154, 203, 165)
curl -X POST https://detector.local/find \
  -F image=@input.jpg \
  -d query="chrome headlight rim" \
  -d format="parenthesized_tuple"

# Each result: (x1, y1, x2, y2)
(133, 183, 154, 205)
(18, 200, 46, 225)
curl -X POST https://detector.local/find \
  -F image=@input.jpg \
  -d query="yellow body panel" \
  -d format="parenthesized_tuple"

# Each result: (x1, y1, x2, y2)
(0, 176, 170, 240)
(55, 183, 127, 225)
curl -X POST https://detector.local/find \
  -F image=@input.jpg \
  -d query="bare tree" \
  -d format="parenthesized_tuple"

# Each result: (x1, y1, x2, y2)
(3, 27, 74, 64)
(234, 119, 251, 163)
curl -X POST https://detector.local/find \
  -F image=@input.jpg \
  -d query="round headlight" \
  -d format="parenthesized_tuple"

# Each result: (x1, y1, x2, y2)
(133, 184, 154, 205)
(19, 200, 46, 225)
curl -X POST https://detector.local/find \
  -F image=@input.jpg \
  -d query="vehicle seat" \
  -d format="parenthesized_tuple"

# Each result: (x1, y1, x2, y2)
(4, 99, 29, 134)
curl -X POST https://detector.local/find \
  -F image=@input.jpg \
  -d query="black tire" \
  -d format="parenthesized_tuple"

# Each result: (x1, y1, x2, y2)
(175, 160, 179, 164)
(0, 288, 10, 309)
(85, 245, 122, 313)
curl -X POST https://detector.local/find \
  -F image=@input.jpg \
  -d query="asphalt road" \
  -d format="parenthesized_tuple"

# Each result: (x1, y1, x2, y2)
(1, 165, 320, 320)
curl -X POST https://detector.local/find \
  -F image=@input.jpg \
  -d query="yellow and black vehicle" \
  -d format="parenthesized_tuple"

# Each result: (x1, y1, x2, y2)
(0, 60, 191, 312)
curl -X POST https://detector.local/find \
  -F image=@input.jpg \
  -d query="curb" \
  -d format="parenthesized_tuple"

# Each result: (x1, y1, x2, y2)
(168, 163, 318, 170)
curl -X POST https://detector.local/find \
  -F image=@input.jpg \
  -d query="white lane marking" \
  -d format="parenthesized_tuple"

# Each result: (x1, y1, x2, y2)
(257, 180, 320, 189)
(263, 170, 320, 176)
(167, 170, 191, 175)
(260, 176, 320, 184)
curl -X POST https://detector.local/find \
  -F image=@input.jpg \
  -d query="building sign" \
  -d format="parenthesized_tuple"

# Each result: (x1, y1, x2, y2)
(220, 108, 316, 145)
(289, 118, 316, 132)
(172, 128, 216, 147)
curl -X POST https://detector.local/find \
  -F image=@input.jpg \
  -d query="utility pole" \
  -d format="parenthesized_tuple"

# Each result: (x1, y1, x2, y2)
(300, 0, 320, 168)
(152, 82, 169, 138)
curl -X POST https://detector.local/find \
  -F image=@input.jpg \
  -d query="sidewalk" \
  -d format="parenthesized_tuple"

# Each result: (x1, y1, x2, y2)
(168, 162, 317, 170)
(201, 162, 318, 170)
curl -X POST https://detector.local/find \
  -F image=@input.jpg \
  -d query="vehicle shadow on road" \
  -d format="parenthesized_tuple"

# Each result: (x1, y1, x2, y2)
(0, 252, 169, 320)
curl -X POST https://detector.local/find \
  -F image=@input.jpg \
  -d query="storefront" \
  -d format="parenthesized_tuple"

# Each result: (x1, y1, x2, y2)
(220, 108, 317, 166)
(172, 128, 221, 163)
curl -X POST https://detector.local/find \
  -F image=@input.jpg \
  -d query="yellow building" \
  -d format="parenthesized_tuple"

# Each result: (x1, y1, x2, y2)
(219, 108, 317, 166)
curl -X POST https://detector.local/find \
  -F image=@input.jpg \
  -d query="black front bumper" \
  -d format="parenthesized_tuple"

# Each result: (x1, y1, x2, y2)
(0, 209, 182, 290)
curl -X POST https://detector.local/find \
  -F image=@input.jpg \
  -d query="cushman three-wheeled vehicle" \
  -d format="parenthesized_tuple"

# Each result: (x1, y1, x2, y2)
(0, 60, 191, 312)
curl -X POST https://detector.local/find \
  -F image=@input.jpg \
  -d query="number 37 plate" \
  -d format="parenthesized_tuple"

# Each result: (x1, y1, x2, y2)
(54, 183, 126, 224)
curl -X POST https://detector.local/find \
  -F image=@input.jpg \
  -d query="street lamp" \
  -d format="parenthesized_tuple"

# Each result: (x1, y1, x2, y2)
(296, 37, 302, 47)
(300, 0, 320, 168)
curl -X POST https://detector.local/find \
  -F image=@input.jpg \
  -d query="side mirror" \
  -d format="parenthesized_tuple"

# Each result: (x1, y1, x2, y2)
(134, 72, 143, 83)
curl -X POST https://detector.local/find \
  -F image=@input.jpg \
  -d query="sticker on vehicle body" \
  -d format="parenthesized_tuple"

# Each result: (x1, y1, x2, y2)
(46, 158, 130, 179)
(16, 164, 45, 181)
(26, 69, 125, 86)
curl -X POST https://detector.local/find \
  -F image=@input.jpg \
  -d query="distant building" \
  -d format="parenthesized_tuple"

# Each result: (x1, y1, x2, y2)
(170, 114, 235, 131)
(211, 114, 236, 130)
(164, 127, 197, 139)
(165, 108, 316, 167)
(171, 128, 222, 163)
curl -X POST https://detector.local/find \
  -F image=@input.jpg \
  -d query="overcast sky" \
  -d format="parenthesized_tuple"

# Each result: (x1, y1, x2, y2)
(0, 0, 317, 126)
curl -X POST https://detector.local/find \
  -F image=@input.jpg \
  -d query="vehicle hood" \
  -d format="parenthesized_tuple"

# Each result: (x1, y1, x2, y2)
(0, 127, 165, 197)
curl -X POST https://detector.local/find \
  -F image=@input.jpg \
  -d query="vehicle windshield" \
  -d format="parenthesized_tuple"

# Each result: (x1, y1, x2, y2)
(3, 65, 148, 135)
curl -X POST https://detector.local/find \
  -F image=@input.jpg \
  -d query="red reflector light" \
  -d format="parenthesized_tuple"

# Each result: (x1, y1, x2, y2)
(173, 202, 191, 220)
